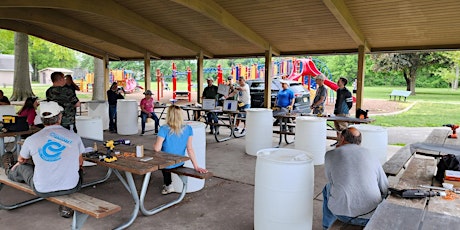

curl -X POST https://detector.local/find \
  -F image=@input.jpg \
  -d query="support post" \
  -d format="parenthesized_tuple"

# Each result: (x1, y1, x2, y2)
(264, 48, 273, 108)
(144, 52, 151, 92)
(197, 51, 204, 103)
(356, 45, 365, 111)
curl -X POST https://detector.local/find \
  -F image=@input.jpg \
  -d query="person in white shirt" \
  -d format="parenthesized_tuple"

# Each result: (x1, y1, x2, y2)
(225, 77, 251, 134)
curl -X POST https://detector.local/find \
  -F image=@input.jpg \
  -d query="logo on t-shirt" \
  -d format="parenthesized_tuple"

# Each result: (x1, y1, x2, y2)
(39, 140, 66, 162)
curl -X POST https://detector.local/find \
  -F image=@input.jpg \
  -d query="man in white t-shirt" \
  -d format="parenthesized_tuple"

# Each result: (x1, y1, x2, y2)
(225, 77, 251, 133)
(3, 101, 84, 217)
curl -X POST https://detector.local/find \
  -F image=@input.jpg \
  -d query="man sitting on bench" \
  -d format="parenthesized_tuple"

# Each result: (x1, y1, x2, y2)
(2, 101, 85, 217)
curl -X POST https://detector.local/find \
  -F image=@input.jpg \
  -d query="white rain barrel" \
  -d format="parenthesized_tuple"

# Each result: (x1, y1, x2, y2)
(116, 100, 138, 135)
(255, 148, 314, 230)
(86, 100, 109, 130)
(295, 117, 327, 165)
(76, 116, 103, 141)
(351, 124, 388, 164)
(171, 121, 206, 193)
(245, 108, 273, 156)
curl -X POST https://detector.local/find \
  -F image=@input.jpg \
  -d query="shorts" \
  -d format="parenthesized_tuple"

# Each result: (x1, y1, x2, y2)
(333, 114, 349, 131)
(238, 104, 250, 117)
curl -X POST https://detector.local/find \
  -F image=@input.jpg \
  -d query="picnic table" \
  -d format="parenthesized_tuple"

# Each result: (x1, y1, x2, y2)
(0, 126, 41, 157)
(83, 144, 190, 230)
(366, 129, 460, 229)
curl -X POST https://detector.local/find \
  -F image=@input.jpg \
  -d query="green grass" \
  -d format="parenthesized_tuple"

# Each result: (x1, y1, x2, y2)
(2, 83, 459, 128)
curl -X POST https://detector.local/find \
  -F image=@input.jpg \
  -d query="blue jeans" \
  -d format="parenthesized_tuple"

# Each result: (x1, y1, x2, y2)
(109, 105, 117, 131)
(322, 184, 369, 229)
(206, 112, 218, 131)
(141, 112, 159, 133)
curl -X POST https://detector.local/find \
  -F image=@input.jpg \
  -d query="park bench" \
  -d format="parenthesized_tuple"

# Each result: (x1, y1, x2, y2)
(174, 91, 190, 98)
(389, 90, 411, 101)
(164, 167, 213, 180)
(0, 171, 121, 230)
(382, 145, 416, 177)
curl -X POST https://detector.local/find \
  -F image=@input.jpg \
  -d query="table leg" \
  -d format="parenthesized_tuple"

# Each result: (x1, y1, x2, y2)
(82, 168, 113, 188)
(112, 170, 140, 230)
(139, 173, 188, 216)
(0, 137, 4, 157)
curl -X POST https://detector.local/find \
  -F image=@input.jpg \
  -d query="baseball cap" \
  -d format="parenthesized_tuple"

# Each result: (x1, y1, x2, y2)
(206, 77, 214, 81)
(39, 101, 63, 118)
(316, 74, 326, 81)
(279, 79, 289, 84)
(143, 90, 153, 95)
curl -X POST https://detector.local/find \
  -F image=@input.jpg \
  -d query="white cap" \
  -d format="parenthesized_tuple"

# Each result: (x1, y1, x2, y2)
(39, 101, 63, 118)
(279, 79, 289, 84)
(316, 74, 326, 81)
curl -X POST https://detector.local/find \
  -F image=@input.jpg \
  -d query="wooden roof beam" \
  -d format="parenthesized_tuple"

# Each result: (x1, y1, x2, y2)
(0, 0, 214, 58)
(170, 0, 280, 56)
(0, 8, 161, 59)
(322, 0, 370, 52)
(0, 20, 117, 59)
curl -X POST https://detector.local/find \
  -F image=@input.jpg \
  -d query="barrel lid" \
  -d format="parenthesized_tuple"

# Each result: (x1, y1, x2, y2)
(297, 116, 326, 122)
(351, 124, 386, 132)
(245, 108, 273, 112)
(185, 121, 206, 128)
(257, 148, 313, 164)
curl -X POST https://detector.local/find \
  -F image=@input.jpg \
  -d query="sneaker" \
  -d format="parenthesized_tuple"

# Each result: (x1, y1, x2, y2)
(58, 205, 74, 218)
(161, 184, 174, 195)
(2, 152, 14, 175)
(240, 128, 246, 134)
(140, 131, 145, 136)
(209, 129, 214, 134)
(234, 127, 240, 132)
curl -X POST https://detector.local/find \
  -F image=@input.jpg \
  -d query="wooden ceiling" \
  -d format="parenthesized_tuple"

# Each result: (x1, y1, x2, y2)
(1, 0, 459, 60)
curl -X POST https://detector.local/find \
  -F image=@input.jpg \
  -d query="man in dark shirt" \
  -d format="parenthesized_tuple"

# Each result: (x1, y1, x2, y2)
(46, 72, 81, 132)
(107, 82, 125, 132)
(333, 77, 353, 141)
(202, 77, 219, 134)
(0, 90, 11, 105)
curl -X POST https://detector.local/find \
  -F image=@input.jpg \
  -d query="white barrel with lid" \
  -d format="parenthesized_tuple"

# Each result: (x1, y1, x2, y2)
(86, 100, 109, 130)
(254, 148, 314, 230)
(171, 121, 206, 193)
(245, 108, 273, 156)
(116, 100, 138, 135)
(351, 124, 388, 164)
(295, 116, 327, 165)
(76, 116, 103, 141)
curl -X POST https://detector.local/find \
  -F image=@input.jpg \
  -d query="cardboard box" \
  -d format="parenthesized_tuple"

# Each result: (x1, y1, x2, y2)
(445, 170, 460, 181)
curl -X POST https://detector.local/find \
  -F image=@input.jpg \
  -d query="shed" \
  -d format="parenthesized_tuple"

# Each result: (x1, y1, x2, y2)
(0, 54, 33, 86)
(38, 68, 73, 85)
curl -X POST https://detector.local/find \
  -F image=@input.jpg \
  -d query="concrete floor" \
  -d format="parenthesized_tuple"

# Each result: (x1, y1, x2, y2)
(0, 115, 438, 230)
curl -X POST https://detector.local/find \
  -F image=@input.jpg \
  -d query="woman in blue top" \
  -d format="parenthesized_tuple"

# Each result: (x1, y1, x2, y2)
(153, 105, 208, 195)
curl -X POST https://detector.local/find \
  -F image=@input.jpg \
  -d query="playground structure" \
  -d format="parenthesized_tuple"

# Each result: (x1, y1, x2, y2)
(83, 69, 142, 93)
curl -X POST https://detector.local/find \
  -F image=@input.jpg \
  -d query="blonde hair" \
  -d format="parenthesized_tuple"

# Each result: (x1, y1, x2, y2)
(166, 105, 184, 135)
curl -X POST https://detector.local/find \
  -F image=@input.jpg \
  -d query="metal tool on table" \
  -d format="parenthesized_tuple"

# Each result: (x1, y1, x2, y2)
(389, 188, 446, 198)
(443, 124, 459, 139)
(419, 185, 460, 194)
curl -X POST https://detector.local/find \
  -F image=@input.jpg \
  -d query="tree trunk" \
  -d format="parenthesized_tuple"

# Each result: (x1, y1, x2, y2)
(409, 68, 417, 95)
(11, 32, 34, 101)
(92, 57, 105, 100)
(454, 63, 459, 90)
(403, 71, 410, 91)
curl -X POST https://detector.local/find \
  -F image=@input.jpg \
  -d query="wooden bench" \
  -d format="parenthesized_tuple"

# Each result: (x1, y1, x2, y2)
(382, 145, 416, 177)
(164, 167, 213, 179)
(0, 171, 121, 230)
(389, 90, 411, 101)
(174, 91, 190, 97)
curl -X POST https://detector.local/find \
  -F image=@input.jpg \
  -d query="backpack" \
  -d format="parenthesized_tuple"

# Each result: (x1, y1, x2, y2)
(435, 154, 460, 182)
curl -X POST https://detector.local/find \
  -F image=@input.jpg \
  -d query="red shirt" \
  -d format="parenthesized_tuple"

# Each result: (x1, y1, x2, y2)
(18, 108, 37, 125)
(140, 97, 155, 113)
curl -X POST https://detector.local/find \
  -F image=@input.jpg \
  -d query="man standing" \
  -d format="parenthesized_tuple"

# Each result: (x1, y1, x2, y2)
(107, 82, 125, 133)
(2, 101, 85, 217)
(274, 80, 295, 112)
(322, 127, 388, 229)
(46, 72, 81, 132)
(202, 77, 219, 134)
(226, 77, 250, 133)
(333, 77, 353, 141)
(311, 74, 327, 115)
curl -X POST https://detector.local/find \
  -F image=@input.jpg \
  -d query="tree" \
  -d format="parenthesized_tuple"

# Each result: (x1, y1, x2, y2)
(11, 32, 34, 101)
(371, 52, 451, 94)
(0, 29, 15, 54)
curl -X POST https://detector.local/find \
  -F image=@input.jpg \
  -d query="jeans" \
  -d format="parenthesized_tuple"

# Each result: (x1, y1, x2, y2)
(109, 105, 117, 131)
(8, 164, 83, 198)
(322, 184, 369, 229)
(206, 112, 218, 131)
(141, 112, 159, 133)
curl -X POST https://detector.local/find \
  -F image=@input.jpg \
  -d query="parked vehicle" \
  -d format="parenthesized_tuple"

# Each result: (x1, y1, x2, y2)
(246, 78, 311, 113)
